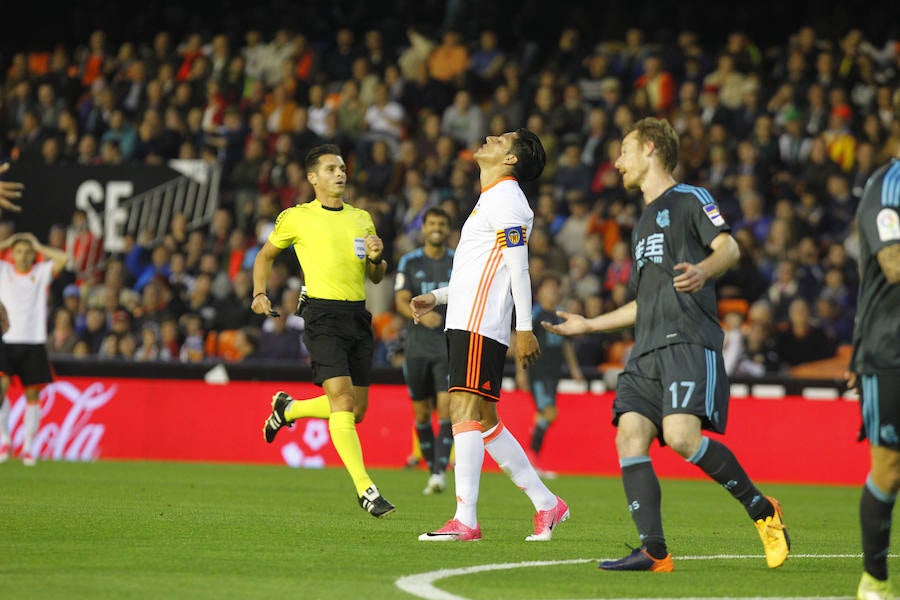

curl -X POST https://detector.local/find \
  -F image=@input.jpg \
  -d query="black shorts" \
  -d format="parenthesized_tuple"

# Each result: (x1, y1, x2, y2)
(302, 299, 374, 387)
(0, 343, 54, 388)
(403, 354, 449, 401)
(446, 329, 507, 401)
(859, 372, 900, 449)
(613, 343, 730, 439)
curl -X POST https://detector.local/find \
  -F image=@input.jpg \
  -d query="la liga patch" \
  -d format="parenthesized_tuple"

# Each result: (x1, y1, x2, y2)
(703, 203, 725, 226)
(876, 208, 900, 242)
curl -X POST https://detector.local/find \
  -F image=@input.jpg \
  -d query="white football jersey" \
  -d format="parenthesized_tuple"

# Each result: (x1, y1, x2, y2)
(445, 177, 533, 346)
(0, 260, 54, 344)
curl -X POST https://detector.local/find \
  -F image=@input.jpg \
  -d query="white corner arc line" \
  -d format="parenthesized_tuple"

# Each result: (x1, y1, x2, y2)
(395, 555, 865, 600)
(397, 559, 593, 600)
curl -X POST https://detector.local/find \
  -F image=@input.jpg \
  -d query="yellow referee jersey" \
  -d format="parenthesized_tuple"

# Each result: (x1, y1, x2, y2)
(269, 199, 376, 301)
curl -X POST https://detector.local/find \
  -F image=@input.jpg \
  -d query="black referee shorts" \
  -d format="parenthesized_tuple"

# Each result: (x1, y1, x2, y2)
(302, 299, 375, 387)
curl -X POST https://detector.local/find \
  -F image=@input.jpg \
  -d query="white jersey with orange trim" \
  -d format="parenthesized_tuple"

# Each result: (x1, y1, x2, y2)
(0, 260, 53, 343)
(445, 177, 533, 346)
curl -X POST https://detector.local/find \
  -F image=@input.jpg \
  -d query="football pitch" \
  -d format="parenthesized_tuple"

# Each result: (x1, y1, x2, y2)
(0, 460, 878, 599)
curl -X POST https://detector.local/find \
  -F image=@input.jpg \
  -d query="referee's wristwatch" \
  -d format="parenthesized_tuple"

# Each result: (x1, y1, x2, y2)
(366, 255, 383, 264)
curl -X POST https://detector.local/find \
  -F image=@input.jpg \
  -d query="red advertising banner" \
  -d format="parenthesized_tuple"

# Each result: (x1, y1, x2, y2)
(4, 377, 868, 485)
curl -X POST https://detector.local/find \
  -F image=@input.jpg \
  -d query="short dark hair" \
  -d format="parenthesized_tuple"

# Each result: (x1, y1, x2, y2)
(625, 117, 680, 173)
(423, 206, 450, 224)
(510, 128, 546, 182)
(304, 144, 342, 173)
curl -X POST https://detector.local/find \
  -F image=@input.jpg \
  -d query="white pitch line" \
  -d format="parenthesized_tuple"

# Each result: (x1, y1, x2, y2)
(395, 555, 866, 600)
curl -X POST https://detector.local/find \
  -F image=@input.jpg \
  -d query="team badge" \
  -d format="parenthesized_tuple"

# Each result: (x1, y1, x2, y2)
(501, 226, 526, 247)
(703, 203, 725, 226)
(656, 209, 670, 228)
(876, 208, 900, 242)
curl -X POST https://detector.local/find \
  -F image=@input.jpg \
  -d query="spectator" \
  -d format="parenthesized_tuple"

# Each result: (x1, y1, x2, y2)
(79, 306, 108, 354)
(133, 321, 171, 361)
(427, 30, 468, 86)
(215, 269, 263, 331)
(178, 312, 206, 362)
(257, 302, 304, 362)
(47, 307, 80, 355)
(126, 239, 172, 293)
(738, 323, 778, 378)
(603, 240, 632, 294)
(441, 89, 484, 149)
(814, 295, 853, 346)
(774, 297, 836, 367)
(321, 28, 360, 84)
(468, 29, 505, 96)
(363, 83, 406, 152)
(634, 55, 676, 113)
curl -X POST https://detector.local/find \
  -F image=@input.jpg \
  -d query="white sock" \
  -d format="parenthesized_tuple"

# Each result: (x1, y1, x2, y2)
(451, 426, 484, 529)
(484, 421, 556, 511)
(23, 402, 40, 455)
(0, 397, 10, 445)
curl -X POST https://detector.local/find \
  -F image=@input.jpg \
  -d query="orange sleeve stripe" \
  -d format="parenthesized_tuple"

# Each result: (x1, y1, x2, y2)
(452, 419, 483, 436)
(482, 420, 505, 443)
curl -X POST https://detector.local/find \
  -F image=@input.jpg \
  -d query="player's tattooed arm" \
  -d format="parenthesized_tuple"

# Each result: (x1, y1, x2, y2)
(877, 244, 900, 284)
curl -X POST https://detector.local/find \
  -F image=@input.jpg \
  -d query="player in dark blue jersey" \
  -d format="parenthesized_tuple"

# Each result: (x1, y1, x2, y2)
(394, 207, 455, 495)
(515, 273, 584, 478)
(849, 91, 900, 600)
(544, 117, 789, 572)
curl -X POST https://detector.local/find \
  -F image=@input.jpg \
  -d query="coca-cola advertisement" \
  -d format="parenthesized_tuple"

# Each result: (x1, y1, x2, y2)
(1, 376, 867, 484)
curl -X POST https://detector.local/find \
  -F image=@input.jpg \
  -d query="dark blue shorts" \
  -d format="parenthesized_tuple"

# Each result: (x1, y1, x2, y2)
(613, 343, 730, 438)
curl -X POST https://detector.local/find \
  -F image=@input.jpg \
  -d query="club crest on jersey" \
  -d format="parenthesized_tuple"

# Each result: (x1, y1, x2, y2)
(703, 203, 725, 226)
(876, 208, 900, 241)
(501, 226, 526, 247)
(656, 209, 670, 228)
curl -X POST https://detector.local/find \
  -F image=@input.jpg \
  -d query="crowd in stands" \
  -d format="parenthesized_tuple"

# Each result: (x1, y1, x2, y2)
(1, 16, 899, 378)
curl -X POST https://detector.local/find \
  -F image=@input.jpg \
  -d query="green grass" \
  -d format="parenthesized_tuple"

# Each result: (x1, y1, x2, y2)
(0, 461, 877, 599)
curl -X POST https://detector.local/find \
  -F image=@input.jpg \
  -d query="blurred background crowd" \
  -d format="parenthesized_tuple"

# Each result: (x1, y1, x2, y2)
(1, 1, 899, 378)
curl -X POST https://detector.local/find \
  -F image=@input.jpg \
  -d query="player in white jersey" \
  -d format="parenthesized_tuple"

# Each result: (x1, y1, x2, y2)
(0, 233, 68, 465)
(411, 129, 569, 542)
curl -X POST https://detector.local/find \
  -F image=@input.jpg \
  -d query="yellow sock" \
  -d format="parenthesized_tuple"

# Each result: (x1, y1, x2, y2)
(285, 394, 331, 420)
(329, 410, 374, 495)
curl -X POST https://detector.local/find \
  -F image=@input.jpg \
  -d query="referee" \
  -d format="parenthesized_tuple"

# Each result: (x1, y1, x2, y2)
(252, 144, 394, 518)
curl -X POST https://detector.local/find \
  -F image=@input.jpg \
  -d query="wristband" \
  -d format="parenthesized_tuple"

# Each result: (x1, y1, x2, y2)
(366, 256, 383, 264)
(253, 292, 266, 299)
